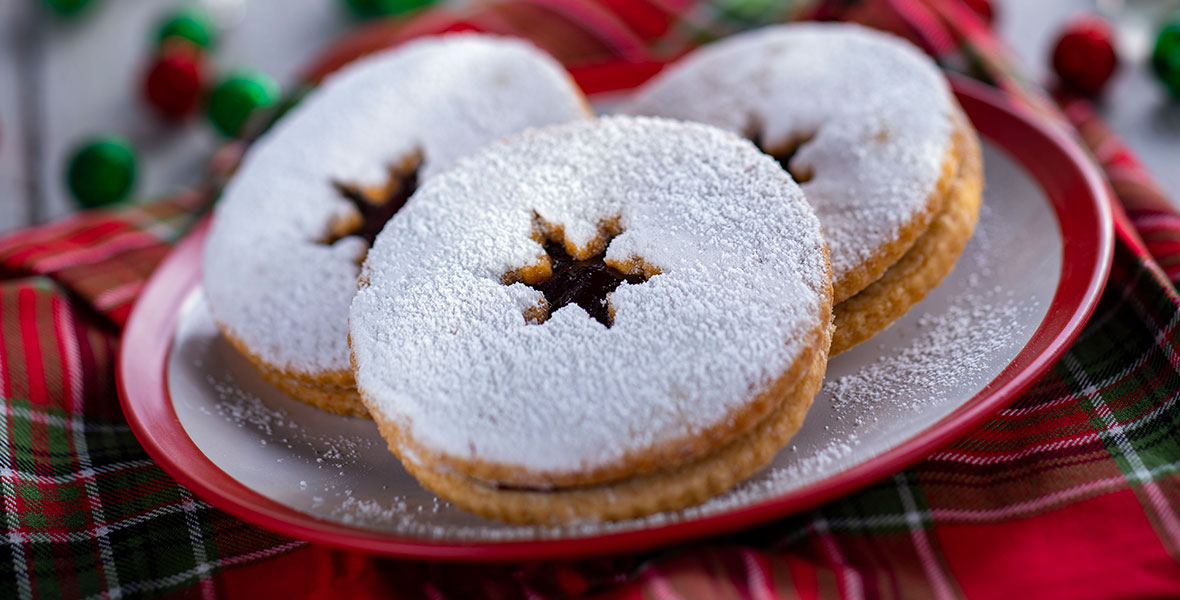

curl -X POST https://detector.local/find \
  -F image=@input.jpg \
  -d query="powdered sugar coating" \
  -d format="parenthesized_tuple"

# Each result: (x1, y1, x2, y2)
(349, 116, 829, 476)
(623, 23, 955, 291)
(203, 35, 589, 376)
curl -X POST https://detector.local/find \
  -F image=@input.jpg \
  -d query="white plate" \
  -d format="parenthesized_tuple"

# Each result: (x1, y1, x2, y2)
(166, 138, 1058, 541)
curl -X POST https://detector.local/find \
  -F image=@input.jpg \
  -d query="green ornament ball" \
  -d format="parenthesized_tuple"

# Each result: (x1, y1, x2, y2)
(206, 70, 280, 138)
(157, 4, 217, 49)
(41, 0, 92, 16)
(1153, 18, 1180, 98)
(343, 0, 435, 18)
(66, 136, 137, 208)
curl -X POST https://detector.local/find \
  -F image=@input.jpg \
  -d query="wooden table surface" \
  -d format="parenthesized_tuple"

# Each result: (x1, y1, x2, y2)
(1, 0, 1177, 234)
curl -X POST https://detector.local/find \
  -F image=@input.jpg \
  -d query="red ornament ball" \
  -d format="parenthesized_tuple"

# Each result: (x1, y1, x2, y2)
(960, 0, 994, 27)
(144, 42, 205, 120)
(1052, 16, 1119, 96)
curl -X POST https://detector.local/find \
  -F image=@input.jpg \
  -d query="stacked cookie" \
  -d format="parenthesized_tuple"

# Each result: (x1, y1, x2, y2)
(203, 35, 591, 416)
(349, 117, 833, 523)
(624, 24, 983, 354)
(203, 25, 982, 524)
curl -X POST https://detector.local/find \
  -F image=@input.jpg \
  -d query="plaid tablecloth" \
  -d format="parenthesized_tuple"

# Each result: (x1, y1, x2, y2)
(3, 0, 1179, 598)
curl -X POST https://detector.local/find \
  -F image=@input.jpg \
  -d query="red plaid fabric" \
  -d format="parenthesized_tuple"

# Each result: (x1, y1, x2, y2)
(0, 192, 208, 326)
(2, 1, 1180, 598)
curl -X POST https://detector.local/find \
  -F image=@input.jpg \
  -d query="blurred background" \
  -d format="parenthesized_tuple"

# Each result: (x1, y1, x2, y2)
(0, 0, 1178, 232)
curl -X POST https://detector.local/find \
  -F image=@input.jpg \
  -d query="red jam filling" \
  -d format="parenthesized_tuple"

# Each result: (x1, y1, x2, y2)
(329, 159, 420, 246)
(528, 240, 645, 327)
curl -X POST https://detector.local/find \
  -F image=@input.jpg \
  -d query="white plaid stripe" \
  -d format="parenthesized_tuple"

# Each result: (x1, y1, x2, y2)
(641, 563, 685, 600)
(141, 219, 189, 242)
(809, 510, 864, 600)
(0, 306, 7, 403)
(930, 461, 1180, 521)
(932, 328, 1175, 464)
(32, 229, 159, 273)
(1133, 214, 1180, 232)
(91, 281, 144, 313)
(118, 193, 206, 235)
(768, 461, 1180, 537)
(930, 388, 1178, 466)
(0, 501, 214, 545)
(0, 214, 99, 255)
(511, 565, 545, 600)
(1119, 291, 1180, 551)
(78, 540, 305, 600)
(423, 582, 448, 600)
(1063, 352, 1180, 550)
(0, 404, 33, 600)
(0, 402, 131, 433)
(1072, 266, 1146, 343)
(179, 487, 216, 600)
(1127, 284, 1180, 371)
(996, 393, 1079, 417)
(55, 300, 122, 595)
(996, 336, 1151, 418)
(740, 547, 777, 600)
(894, 473, 955, 600)
(0, 459, 157, 485)
(514, 575, 544, 600)
(0, 284, 31, 600)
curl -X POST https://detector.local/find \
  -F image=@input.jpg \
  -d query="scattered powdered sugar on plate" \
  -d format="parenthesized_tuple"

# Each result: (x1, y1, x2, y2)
(824, 293, 1027, 418)
(204, 373, 291, 436)
(204, 368, 372, 465)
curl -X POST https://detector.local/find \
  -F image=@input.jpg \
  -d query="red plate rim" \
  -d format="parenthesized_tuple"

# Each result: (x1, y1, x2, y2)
(117, 78, 1114, 561)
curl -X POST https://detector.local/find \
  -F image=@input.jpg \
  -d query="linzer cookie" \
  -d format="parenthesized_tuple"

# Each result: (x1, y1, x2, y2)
(624, 23, 984, 354)
(202, 34, 591, 416)
(349, 117, 833, 523)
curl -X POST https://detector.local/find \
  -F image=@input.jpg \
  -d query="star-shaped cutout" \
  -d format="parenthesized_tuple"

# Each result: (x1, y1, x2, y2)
(507, 220, 655, 328)
(324, 151, 422, 247)
(748, 128, 814, 183)
(527, 238, 647, 327)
